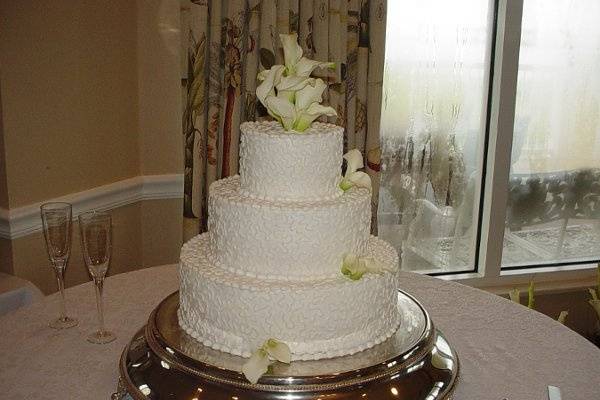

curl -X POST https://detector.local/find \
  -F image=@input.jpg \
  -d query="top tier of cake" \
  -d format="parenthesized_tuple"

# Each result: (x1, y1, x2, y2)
(239, 121, 344, 202)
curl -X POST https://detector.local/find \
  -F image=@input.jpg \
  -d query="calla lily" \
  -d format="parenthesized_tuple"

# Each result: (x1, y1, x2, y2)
(256, 65, 285, 118)
(276, 75, 311, 102)
(557, 310, 569, 325)
(589, 299, 600, 321)
(340, 149, 372, 191)
(527, 280, 535, 309)
(508, 288, 520, 304)
(242, 338, 291, 384)
(507, 282, 535, 309)
(241, 348, 270, 384)
(264, 338, 291, 364)
(588, 285, 600, 322)
(295, 78, 326, 109)
(296, 57, 336, 78)
(280, 33, 335, 77)
(341, 254, 365, 280)
(255, 34, 337, 132)
(261, 78, 336, 132)
(292, 79, 337, 131)
(265, 93, 295, 131)
(341, 253, 385, 281)
(293, 103, 337, 132)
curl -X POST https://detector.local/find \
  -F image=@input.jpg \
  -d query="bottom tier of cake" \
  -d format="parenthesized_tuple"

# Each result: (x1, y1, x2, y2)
(178, 234, 401, 361)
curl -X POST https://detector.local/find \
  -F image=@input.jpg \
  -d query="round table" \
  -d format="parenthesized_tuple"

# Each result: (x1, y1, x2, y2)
(1, 265, 599, 399)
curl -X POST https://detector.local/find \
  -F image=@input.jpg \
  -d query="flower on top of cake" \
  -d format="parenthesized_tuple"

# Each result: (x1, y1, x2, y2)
(256, 33, 337, 132)
(242, 338, 291, 384)
(341, 253, 389, 281)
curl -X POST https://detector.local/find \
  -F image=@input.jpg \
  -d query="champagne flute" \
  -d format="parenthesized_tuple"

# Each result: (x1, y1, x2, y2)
(41, 202, 78, 329)
(78, 211, 116, 344)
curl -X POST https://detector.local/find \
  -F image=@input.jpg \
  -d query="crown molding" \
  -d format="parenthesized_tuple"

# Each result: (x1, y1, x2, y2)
(0, 174, 183, 240)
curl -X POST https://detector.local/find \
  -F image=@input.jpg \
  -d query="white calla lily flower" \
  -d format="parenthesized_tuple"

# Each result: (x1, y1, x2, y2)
(295, 57, 336, 77)
(241, 338, 291, 384)
(256, 65, 285, 112)
(242, 348, 270, 384)
(341, 254, 386, 281)
(345, 171, 371, 189)
(340, 149, 372, 191)
(265, 94, 295, 131)
(508, 288, 521, 304)
(280, 33, 303, 73)
(276, 76, 311, 102)
(590, 299, 600, 321)
(257, 69, 269, 81)
(280, 33, 335, 77)
(341, 254, 367, 280)
(265, 338, 291, 364)
(294, 103, 337, 132)
(294, 78, 326, 110)
(344, 149, 364, 173)
(255, 34, 337, 132)
(557, 310, 569, 325)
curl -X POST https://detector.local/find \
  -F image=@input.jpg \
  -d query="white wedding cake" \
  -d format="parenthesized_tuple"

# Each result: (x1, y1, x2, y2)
(177, 34, 400, 375)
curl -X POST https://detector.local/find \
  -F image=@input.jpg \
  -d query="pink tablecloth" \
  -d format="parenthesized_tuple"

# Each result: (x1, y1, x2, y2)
(1, 264, 599, 399)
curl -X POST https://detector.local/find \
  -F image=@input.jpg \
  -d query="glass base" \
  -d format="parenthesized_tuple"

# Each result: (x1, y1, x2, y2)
(49, 316, 78, 329)
(88, 330, 116, 344)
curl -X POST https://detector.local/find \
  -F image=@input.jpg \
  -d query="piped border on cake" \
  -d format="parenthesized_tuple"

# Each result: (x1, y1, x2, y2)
(178, 306, 401, 361)
(183, 233, 397, 285)
(241, 120, 344, 139)
(210, 175, 369, 210)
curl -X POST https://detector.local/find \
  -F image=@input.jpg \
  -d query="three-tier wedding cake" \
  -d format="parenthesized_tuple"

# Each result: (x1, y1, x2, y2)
(178, 34, 400, 381)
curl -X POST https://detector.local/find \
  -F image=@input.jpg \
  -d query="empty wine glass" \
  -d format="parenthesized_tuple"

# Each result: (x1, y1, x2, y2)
(78, 211, 116, 344)
(40, 202, 78, 329)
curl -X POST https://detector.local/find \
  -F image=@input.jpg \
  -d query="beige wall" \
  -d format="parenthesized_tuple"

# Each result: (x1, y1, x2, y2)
(141, 198, 183, 268)
(534, 290, 599, 339)
(12, 203, 142, 294)
(0, 0, 141, 208)
(10, 199, 182, 295)
(0, 0, 183, 292)
(0, 238, 13, 274)
(137, 0, 183, 175)
(0, 85, 8, 209)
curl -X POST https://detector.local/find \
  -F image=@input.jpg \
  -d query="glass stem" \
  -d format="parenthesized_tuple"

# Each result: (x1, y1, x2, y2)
(53, 263, 67, 320)
(94, 277, 105, 335)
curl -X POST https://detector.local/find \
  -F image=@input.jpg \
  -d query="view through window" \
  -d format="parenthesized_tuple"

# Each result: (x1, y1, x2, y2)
(378, 0, 494, 273)
(502, 0, 600, 268)
(379, 0, 600, 275)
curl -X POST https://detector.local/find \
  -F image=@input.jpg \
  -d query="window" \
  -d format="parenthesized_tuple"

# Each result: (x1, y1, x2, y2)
(502, 0, 600, 269)
(379, 0, 494, 274)
(379, 0, 599, 288)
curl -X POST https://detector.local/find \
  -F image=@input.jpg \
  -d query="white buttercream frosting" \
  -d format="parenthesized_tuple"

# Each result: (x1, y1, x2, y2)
(207, 175, 371, 280)
(179, 120, 402, 362)
(179, 234, 400, 361)
(239, 121, 344, 202)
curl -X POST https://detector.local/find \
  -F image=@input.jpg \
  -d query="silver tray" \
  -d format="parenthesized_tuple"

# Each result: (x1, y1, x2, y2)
(114, 290, 459, 399)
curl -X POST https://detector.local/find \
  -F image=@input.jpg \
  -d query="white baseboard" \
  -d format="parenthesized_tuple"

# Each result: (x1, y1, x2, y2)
(0, 174, 183, 239)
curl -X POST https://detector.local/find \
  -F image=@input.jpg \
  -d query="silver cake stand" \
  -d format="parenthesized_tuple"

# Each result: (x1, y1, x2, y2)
(113, 291, 459, 399)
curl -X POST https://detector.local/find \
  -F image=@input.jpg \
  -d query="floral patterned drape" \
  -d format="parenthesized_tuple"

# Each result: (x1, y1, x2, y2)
(181, 0, 387, 240)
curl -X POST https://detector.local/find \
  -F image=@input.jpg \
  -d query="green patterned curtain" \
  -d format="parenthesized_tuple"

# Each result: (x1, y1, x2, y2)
(181, 0, 386, 240)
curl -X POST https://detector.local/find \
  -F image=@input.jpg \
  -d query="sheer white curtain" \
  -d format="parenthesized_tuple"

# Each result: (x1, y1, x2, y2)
(512, 0, 600, 174)
(379, 0, 493, 271)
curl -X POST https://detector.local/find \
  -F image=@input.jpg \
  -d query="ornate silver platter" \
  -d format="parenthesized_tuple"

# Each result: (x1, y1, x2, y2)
(115, 291, 459, 399)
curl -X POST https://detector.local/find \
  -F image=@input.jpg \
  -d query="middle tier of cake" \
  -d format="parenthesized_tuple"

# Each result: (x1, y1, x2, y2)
(207, 176, 372, 280)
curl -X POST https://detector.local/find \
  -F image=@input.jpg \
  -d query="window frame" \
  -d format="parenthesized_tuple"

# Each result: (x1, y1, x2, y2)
(383, 0, 599, 292)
